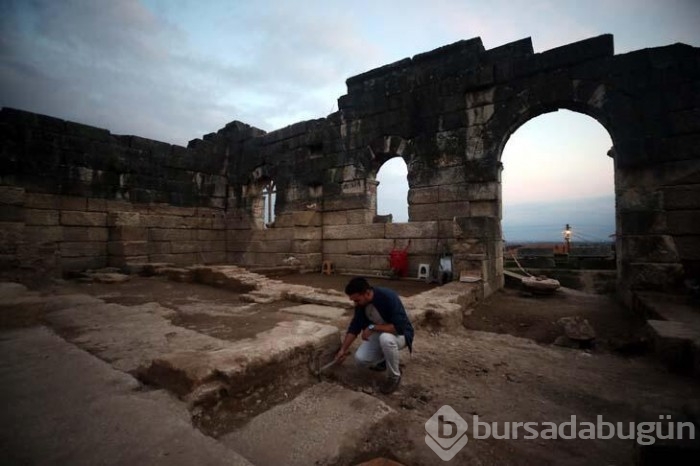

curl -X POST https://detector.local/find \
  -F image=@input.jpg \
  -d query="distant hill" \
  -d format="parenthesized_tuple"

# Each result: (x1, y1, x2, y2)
(503, 195, 615, 243)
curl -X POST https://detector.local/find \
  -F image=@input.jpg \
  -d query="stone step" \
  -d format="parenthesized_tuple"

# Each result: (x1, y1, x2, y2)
(404, 281, 480, 329)
(139, 320, 341, 406)
(634, 292, 700, 378)
(220, 382, 393, 466)
(1, 326, 253, 466)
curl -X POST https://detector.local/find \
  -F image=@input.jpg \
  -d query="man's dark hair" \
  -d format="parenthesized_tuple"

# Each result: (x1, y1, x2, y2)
(345, 277, 371, 295)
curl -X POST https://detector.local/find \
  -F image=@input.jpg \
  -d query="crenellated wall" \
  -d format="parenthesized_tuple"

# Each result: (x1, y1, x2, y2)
(1, 33, 699, 302)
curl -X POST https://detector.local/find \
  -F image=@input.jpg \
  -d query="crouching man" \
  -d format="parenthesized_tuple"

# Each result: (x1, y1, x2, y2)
(335, 277, 414, 394)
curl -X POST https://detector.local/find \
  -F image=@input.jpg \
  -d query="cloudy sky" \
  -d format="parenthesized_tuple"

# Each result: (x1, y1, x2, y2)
(2, 0, 699, 237)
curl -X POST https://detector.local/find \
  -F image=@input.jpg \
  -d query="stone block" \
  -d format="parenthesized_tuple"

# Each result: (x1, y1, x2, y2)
(322, 240, 347, 254)
(149, 253, 197, 266)
(148, 204, 196, 217)
(226, 214, 253, 230)
(108, 241, 149, 256)
(60, 256, 108, 271)
(0, 205, 25, 222)
(408, 203, 437, 222)
(25, 226, 62, 243)
(107, 211, 141, 227)
(86, 198, 108, 212)
(58, 196, 87, 211)
(369, 254, 391, 271)
(226, 230, 254, 243)
(323, 195, 372, 212)
(258, 227, 294, 241)
(439, 182, 499, 202)
(321, 211, 347, 225)
(438, 220, 454, 238)
(385, 222, 438, 238)
(629, 263, 684, 290)
(170, 241, 201, 254)
(0, 186, 25, 205)
(469, 201, 499, 217)
(63, 227, 109, 242)
(346, 209, 374, 225)
(149, 228, 192, 242)
(373, 214, 393, 224)
(200, 251, 227, 264)
(616, 188, 663, 211)
(250, 240, 293, 254)
(675, 236, 700, 261)
(109, 226, 148, 241)
(148, 242, 171, 254)
(293, 228, 322, 241)
(406, 238, 440, 254)
(667, 210, 700, 235)
(60, 211, 107, 227)
(465, 87, 495, 108)
(208, 240, 226, 252)
(664, 185, 700, 210)
(411, 165, 466, 188)
(195, 215, 213, 229)
(438, 201, 470, 219)
(618, 211, 667, 235)
(24, 193, 59, 209)
(324, 254, 372, 270)
(108, 255, 149, 268)
(23, 209, 59, 225)
(346, 239, 394, 255)
(292, 240, 322, 254)
(197, 229, 226, 241)
(142, 214, 188, 229)
(60, 241, 107, 258)
(322, 224, 385, 240)
(407, 187, 439, 205)
(228, 241, 253, 252)
(293, 211, 322, 227)
(453, 216, 500, 240)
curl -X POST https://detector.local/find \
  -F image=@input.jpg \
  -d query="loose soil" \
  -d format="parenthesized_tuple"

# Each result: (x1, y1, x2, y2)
(3, 274, 697, 465)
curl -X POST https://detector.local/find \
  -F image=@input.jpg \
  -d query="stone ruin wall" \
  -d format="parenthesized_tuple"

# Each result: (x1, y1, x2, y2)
(1, 34, 699, 303)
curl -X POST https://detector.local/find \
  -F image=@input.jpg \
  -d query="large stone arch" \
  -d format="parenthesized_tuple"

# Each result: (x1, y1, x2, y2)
(334, 34, 700, 301)
(2, 34, 698, 301)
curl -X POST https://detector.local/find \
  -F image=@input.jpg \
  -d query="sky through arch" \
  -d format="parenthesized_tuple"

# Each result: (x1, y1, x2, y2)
(501, 109, 615, 243)
(376, 157, 409, 223)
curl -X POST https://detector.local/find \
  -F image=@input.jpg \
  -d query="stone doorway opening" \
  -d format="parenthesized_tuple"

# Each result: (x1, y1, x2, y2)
(500, 109, 616, 292)
(376, 156, 409, 223)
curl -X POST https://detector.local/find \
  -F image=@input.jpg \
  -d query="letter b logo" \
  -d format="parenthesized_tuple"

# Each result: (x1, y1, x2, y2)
(425, 405, 469, 461)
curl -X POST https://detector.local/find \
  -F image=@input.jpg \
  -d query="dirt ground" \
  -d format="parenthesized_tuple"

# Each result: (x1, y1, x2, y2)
(3, 273, 698, 465)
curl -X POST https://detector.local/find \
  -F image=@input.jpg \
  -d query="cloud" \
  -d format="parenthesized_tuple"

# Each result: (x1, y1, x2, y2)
(0, 0, 382, 145)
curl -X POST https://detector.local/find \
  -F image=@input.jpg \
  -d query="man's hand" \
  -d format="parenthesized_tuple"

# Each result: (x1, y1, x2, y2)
(335, 349, 349, 364)
(361, 326, 374, 341)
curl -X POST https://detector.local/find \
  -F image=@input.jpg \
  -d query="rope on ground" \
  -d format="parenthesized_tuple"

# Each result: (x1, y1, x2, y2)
(510, 251, 533, 277)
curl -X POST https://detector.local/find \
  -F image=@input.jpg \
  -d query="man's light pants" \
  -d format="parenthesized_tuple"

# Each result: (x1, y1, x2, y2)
(355, 332, 406, 378)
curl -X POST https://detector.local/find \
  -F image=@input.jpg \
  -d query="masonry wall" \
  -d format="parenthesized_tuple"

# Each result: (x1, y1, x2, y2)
(0, 109, 245, 277)
(1, 34, 698, 302)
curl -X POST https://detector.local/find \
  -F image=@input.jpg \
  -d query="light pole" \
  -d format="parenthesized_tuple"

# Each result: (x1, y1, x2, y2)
(564, 224, 572, 253)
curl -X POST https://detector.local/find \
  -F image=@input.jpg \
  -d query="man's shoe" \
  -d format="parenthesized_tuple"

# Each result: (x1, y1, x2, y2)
(369, 360, 386, 372)
(380, 375, 401, 394)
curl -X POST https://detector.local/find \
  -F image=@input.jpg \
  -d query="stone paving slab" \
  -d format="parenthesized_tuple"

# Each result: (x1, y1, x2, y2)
(44, 299, 227, 372)
(140, 320, 341, 404)
(279, 303, 348, 320)
(0, 326, 253, 466)
(221, 382, 393, 466)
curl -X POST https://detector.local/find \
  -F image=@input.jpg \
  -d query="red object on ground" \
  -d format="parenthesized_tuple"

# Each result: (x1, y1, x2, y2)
(389, 241, 410, 277)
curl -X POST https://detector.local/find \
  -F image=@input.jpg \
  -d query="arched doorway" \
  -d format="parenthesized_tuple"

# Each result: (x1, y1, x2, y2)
(376, 157, 409, 223)
(500, 109, 615, 286)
